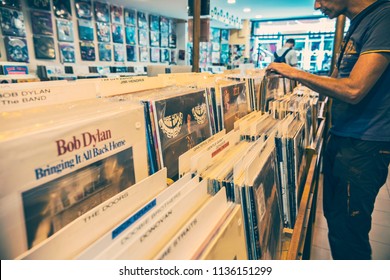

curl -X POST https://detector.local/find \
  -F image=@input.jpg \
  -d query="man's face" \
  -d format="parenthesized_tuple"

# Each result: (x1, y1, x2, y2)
(314, 0, 347, 19)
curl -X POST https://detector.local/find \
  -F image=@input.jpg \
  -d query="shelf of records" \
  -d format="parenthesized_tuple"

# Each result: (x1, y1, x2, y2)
(0, 0, 178, 64)
(0, 69, 326, 260)
(0, 62, 150, 83)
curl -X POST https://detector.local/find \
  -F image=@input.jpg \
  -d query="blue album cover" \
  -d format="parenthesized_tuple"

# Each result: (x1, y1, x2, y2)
(33, 35, 56, 59)
(124, 8, 136, 26)
(126, 45, 137, 62)
(0, 8, 25, 37)
(98, 43, 112, 61)
(150, 31, 160, 47)
(211, 28, 220, 42)
(80, 41, 95, 61)
(1, 0, 20, 9)
(59, 43, 75, 63)
(138, 29, 148, 46)
(110, 5, 123, 24)
(125, 26, 136, 45)
(31, 11, 53, 35)
(96, 22, 110, 42)
(56, 19, 74, 42)
(75, 0, 92, 20)
(111, 24, 124, 43)
(78, 19, 94, 41)
(149, 14, 159, 31)
(53, 0, 72, 20)
(137, 11, 147, 30)
(221, 29, 229, 43)
(114, 43, 124, 62)
(139, 46, 149, 62)
(94, 1, 109, 22)
(28, 0, 49, 10)
(160, 48, 170, 63)
(4, 36, 29, 62)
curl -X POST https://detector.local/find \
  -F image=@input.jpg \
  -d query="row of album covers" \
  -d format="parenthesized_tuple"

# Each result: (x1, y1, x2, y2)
(0, 70, 320, 260)
(0, 0, 177, 63)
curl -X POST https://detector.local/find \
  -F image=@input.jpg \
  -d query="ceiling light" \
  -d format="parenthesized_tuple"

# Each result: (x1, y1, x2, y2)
(227, 0, 236, 4)
(243, 8, 251, 13)
(255, 15, 263, 19)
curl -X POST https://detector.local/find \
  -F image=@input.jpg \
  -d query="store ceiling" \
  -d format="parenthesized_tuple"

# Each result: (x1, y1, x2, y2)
(118, 0, 319, 21)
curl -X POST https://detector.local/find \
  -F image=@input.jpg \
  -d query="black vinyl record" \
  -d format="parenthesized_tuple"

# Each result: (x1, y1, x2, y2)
(33, 36, 56, 59)
(4, 36, 29, 62)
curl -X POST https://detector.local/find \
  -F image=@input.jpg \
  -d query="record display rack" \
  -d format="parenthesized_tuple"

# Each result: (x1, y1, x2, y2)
(281, 98, 328, 260)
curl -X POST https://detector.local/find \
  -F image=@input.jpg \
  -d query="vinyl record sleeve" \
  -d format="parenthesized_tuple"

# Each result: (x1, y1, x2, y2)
(96, 22, 110, 42)
(160, 32, 168, 48)
(125, 26, 136, 45)
(113, 43, 124, 62)
(94, 1, 109, 22)
(111, 24, 124, 43)
(30, 11, 53, 35)
(56, 19, 74, 42)
(79, 41, 95, 61)
(160, 16, 168, 33)
(160, 48, 170, 63)
(110, 5, 123, 24)
(152, 89, 211, 180)
(0, 7, 25, 37)
(139, 46, 149, 62)
(75, 0, 92, 20)
(1, 0, 20, 9)
(124, 8, 136, 26)
(58, 43, 75, 63)
(33, 36, 56, 59)
(0, 100, 149, 259)
(126, 45, 137, 62)
(53, 0, 72, 20)
(138, 29, 148, 46)
(98, 43, 112, 62)
(78, 19, 94, 41)
(149, 31, 160, 47)
(137, 11, 147, 30)
(149, 14, 159, 31)
(4, 36, 29, 62)
(18, 168, 168, 260)
(150, 47, 160, 63)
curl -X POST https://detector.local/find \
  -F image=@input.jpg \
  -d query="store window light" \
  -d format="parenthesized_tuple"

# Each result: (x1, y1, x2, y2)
(227, 0, 236, 4)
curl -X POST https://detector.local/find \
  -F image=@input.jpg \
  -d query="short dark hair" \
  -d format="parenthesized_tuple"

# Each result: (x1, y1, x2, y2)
(286, 38, 295, 45)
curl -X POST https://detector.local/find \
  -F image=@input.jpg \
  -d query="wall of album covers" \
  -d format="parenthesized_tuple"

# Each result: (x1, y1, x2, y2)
(0, 0, 182, 70)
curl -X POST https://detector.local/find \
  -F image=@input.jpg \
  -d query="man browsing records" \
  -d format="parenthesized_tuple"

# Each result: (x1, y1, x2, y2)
(267, 0, 390, 260)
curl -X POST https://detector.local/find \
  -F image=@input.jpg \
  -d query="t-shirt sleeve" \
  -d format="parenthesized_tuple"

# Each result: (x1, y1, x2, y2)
(361, 6, 390, 53)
